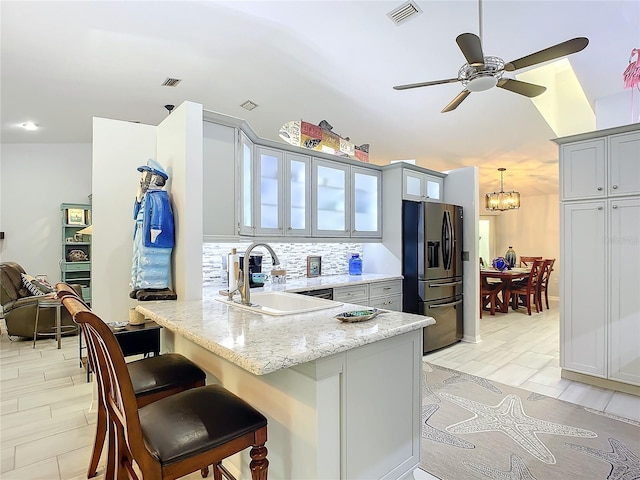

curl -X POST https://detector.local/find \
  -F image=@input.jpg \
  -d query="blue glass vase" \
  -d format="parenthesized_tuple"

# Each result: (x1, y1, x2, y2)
(349, 254, 362, 275)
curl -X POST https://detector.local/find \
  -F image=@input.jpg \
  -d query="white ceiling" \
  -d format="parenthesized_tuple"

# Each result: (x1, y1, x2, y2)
(2, 1, 638, 198)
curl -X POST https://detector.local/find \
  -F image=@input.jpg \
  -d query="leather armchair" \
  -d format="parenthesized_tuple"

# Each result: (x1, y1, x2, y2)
(1, 262, 78, 339)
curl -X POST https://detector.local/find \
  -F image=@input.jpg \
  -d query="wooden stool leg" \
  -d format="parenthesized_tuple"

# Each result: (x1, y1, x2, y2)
(105, 421, 116, 480)
(249, 445, 268, 480)
(87, 399, 108, 478)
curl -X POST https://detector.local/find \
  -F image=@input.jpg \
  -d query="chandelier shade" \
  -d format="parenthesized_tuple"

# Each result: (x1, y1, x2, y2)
(485, 168, 520, 211)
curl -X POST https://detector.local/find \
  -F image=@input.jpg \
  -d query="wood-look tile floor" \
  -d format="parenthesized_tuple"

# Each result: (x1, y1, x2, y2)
(1, 300, 638, 479)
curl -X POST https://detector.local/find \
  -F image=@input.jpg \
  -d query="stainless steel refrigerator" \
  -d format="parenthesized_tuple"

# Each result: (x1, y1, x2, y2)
(402, 200, 463, 354)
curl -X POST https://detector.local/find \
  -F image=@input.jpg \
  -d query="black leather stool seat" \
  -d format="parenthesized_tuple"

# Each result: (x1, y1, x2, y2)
(139, 384, 268, 466)
(128, 353, 206, 398)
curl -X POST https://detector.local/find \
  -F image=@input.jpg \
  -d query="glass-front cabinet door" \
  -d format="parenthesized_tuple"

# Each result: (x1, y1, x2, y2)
(285, 153, 311, 236)
(402, 169, 443, 202)
(254, 146, 284, 236)
(312, 158, 350, 237)
(352, 166, 381, 237)
(238, 132, 254, 235)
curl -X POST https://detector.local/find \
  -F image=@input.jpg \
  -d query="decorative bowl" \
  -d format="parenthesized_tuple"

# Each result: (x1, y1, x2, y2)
(108, 321, 128, 331)
(335, 308, 381, 323)
(492, 257, 508, 271)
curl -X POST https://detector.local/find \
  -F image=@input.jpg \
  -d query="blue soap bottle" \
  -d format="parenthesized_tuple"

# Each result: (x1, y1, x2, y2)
(349, 254, 362, 275)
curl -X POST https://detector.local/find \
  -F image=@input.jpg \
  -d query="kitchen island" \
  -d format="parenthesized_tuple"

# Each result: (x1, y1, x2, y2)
(136, 293, 434, 480)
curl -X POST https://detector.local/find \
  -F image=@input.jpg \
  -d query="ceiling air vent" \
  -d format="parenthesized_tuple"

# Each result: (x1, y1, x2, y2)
(161, 77, 182, 87)
(240, 100, 259, 111)
(387, 0, 422, 26)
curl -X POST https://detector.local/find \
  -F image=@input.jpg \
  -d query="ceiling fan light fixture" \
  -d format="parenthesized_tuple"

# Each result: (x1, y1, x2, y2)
(458, 56, 505, 89)
(466, 75, 498, 92)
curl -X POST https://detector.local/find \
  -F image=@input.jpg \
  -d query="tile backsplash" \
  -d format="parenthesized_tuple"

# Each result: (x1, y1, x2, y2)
(203, 242, 364, 288)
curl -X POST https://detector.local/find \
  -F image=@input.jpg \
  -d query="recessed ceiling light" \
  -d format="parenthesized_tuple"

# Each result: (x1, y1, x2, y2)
(21, 122, 38, 131)
(240, 100, 259, 111)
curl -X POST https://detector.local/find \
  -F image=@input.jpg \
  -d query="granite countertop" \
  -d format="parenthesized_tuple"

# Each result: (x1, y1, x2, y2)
(136, 287, 433, 376)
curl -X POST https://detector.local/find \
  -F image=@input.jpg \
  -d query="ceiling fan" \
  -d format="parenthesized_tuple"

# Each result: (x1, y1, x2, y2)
(393, 1, 589, 113)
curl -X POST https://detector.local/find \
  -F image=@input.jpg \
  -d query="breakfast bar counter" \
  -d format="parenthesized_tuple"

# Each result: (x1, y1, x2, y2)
(136, 292, 434, 480)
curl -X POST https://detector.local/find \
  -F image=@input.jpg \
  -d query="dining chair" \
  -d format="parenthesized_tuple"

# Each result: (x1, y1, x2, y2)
(519, 256, 542, 267)
(537, 259, 555, 310)
(510, 259, 544, 315)
(55, 283, 208, 479)
(59, 292, 269, 480)
(480, 278, 500, 318)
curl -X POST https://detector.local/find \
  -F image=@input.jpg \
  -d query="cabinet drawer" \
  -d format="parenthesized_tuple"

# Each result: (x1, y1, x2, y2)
(369, 280, 402, 299)
(369, 294, 402, 312)
(333, 284, 369, 304)
(62, 261, 91, 272)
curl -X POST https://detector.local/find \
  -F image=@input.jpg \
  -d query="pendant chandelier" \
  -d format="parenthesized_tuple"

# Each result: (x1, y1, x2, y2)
(485, 168, 520, 211)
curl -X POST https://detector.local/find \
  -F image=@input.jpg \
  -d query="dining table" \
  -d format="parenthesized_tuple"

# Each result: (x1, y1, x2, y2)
(480, 267, 530, 313)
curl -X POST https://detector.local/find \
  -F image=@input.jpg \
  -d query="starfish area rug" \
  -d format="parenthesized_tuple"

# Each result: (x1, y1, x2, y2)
(420, 362, 640, 480)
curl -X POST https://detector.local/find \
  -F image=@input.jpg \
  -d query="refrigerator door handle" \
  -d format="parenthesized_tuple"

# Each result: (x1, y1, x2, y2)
(428, 299, 463, 309)
(441, 210, 453, 271)
(429, 281, 463, 287)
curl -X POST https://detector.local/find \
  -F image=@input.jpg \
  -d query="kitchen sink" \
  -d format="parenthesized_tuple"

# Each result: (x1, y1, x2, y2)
(216, 291, 342, 316)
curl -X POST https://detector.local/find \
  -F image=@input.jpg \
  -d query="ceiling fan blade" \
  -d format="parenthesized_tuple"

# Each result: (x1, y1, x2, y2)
(442, 90, 471, 113)
(393, 78, 459, 90)
(456, 33, 484, 66)
(497, 78, 546, 97)
(504, 37, 589, 72)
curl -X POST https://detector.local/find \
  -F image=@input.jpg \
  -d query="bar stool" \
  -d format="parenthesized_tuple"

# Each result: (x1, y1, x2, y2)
(60, 293, 268, 480)
(55, 284, 207, 479)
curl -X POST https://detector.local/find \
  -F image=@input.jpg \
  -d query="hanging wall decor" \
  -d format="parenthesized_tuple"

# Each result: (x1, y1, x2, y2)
(623, 48, 640, 122)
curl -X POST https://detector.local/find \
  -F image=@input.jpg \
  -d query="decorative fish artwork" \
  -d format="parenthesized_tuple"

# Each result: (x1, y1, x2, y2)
(279, 120, 370, 162)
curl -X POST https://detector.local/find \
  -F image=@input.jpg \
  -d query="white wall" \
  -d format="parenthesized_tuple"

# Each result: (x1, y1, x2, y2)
(91, 102, 204, 322)
(596, 91, 640, 130)
(444, 166, 480, 343)
(494, 193, 560, 298)
(0, 143, 91, 279)
(156, 102, 204, 300)
(92, 118, 157, 320)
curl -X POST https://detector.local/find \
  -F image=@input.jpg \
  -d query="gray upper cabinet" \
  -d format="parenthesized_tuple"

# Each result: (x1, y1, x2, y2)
(608, 131, 640, 197)
(238, 131, 255, 236)
(285, 152, 312, 236)
(239, 146, 312, 237)
(560, 129, 640, 201)
(560, 138, 607, 200)
(203, 115, 382, 239)
(203, 121, 238, 238)
(351, 166, 381, 238)
(312, 158, 350, 237)
(312, 159, 381, 238)
(402, 168, 443, 202)
(254, 146, 284, 236)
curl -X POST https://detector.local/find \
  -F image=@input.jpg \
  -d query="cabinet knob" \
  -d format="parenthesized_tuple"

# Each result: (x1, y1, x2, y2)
(288, 226, 292, 230)
(597, 206, 603, 210)
(612, 205, 618, 209)
(612, 185, 618, 189)
(597, 187, 603, 191)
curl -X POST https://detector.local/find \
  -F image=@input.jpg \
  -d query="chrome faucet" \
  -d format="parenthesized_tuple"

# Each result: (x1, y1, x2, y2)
(237, 242, 280, 305)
